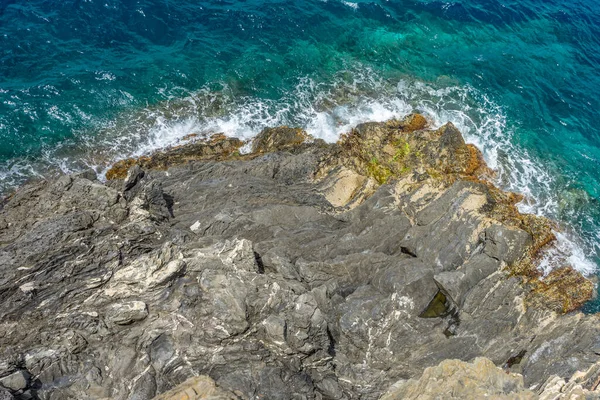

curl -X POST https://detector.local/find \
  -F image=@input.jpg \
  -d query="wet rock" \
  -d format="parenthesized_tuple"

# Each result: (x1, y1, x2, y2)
(252, 126, 310, 153)
(106, 134, 244, 180)
(73, 168, 98, 181)
(399, 113, 428, 132)
(529, 266, 595, 313)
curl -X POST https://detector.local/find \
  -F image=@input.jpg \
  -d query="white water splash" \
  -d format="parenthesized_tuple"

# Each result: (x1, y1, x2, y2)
(0, 69, 596, 277)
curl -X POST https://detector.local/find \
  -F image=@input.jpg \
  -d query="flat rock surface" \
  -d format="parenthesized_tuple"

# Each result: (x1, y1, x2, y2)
(0, 116, 599, 399)
(381, 356, 600, 399)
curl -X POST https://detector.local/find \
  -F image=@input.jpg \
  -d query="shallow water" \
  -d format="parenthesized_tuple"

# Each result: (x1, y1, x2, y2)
(1, 0, 599, 309)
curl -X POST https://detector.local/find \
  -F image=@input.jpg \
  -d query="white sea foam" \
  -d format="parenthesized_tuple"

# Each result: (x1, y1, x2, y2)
(132, 117, 205, 157)
(341, 1, 359, 10)
(305, 99, 413, 141)
(0, 69, 596, 277)
(538, 231, 597, 276)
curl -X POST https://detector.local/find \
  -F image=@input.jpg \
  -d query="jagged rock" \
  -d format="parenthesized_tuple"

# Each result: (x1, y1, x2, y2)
(106, 134, 244, 180)
(107, 301, 149, 325)
(0, 370, 29, 391)
(123, 164, 145, 193)
(0, 115, 597, 399)
(252, 126, 311, 153)
(73, 168, 98, 181)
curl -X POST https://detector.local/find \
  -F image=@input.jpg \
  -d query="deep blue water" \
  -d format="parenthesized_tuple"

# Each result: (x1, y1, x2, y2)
(1, 0, 599, 308)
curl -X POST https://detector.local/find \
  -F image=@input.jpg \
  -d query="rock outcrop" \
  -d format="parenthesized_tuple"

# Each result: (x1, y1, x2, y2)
(0, 114, 598, 399)
(151, 376, 238, 400)
(382, 357, 600, 399)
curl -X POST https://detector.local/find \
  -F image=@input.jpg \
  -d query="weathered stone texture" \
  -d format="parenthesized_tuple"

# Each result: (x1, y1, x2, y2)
(0, 115, 597, 399)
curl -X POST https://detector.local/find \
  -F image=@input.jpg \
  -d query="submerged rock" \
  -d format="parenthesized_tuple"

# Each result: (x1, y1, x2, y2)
(0, 114, 597, 399)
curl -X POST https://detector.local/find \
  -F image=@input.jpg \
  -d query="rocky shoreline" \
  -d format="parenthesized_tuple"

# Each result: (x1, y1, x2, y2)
(0, 114, 598, 399)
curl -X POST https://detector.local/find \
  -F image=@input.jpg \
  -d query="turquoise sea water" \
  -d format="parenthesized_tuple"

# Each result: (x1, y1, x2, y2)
(1, 0, 599, 308)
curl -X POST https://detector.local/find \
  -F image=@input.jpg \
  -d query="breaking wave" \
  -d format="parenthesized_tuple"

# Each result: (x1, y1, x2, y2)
(1, 67, 597, 279)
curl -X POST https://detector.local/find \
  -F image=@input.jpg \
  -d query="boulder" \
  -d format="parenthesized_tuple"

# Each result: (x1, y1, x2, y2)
(252, 126, 309, 153)
(0, 370, 29, 392)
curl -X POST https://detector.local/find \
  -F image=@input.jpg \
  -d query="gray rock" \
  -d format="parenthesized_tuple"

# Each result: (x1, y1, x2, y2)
(72, 168, 98, 182)
(0, 388, 13, 400)
(123, 164, 145, 193)
(0, 118, 597, 400)
(484, 224, 533, 264)
(107, 301, 149, 325)
(0, 370, 29, 391)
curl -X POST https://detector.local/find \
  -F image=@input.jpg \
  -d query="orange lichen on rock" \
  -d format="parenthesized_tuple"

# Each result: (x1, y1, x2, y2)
(400, 113, 428, 132)
(486, 189, 593, 313)
(106, 127, 316, 182)
(320, 113, 594, 313)
(330, 113, 488, 185)
(105, 134, 244, 180)
(181, 133, 200, 142)
(208, 133, 228, 143)
(464, 144, 494, 177)
(528, 267, 595, 313)
(106, 157, 150, 181)
(252, 126, 310, 153)
(507, 216, 593, 313)
(467, 176, 595, 313)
